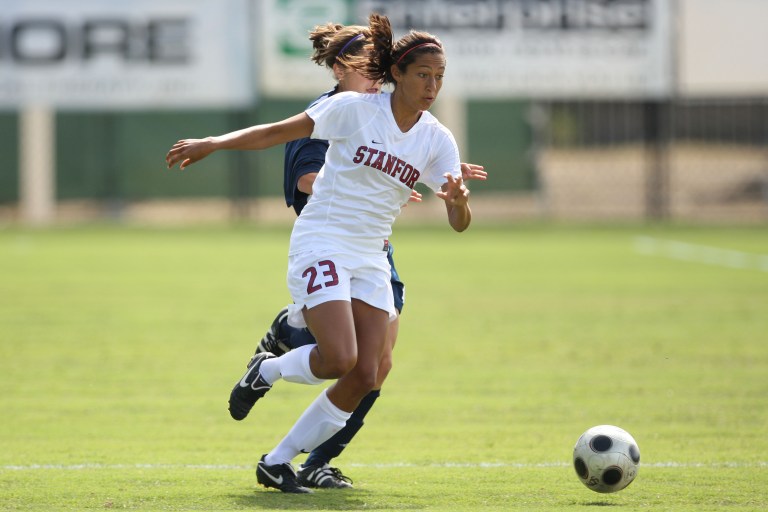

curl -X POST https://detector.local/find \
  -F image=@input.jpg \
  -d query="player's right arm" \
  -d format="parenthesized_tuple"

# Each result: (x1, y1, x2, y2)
(166, 113, 314, 170)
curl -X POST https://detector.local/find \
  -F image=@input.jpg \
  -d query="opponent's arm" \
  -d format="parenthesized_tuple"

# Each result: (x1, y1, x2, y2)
(461, 163, 486, 182)
(297, 173, 318, 195)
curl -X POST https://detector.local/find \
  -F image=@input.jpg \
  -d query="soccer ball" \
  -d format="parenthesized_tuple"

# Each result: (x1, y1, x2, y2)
(573, 425, 640, 493)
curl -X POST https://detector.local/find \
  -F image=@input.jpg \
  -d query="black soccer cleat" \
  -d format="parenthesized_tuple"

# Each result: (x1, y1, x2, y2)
(297, 463, 354, 489)
(253, 307, 291, 358)
(256, 455, 313, 494)
(228, 352, 276, 421)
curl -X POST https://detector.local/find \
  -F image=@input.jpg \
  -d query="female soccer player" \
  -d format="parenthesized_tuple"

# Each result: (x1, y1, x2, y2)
(165, 13, 473, 493)
(245, 23, 485, 490)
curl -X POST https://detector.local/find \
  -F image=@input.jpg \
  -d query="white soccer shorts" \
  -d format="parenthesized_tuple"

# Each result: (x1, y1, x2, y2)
(286, 249, 396, 328)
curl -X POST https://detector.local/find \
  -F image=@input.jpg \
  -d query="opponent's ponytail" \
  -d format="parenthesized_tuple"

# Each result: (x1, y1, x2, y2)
(309, 23, 370, 69)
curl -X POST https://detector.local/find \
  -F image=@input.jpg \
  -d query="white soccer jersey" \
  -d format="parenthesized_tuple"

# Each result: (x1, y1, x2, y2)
(290, 91, 461, 256)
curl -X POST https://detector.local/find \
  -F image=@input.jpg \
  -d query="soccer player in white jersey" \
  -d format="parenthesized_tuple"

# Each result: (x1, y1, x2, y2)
(165, 13, 472, 494)
(244, 24, 484, 490)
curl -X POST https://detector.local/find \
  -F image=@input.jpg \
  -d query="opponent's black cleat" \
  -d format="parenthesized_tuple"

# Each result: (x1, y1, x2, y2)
(256, 455, 313, 494)
(228, 352, 276, 421)
(297, 463, 354, 489)
(254, 308, 291, 358)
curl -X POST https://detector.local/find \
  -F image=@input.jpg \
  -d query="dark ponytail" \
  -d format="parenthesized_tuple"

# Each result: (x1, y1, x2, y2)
(351, 13, 444, 85)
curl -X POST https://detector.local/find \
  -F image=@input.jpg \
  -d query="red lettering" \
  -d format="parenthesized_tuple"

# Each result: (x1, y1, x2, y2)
(353, 146, 367, 164)
(382, 154, 397, 176)
(364, 147, 379, 166)
(392, 159, 405, 178)
(370, 151, 386, 171)
(352, 146, 421, 190)
(405, 169, 420, 189)
(399, 164, 414, 184)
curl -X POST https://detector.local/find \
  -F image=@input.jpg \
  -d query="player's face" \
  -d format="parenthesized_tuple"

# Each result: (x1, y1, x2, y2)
(394, 52, 445, 112)
(338, 67, 382, 94)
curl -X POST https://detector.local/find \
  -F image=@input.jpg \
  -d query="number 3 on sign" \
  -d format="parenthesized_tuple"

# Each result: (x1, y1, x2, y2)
(302, 260, 339, 294)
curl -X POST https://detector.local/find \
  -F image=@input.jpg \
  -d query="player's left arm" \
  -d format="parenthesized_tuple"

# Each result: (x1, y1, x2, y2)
(436, 173, 471, 232)
(411, 163, 483, 205)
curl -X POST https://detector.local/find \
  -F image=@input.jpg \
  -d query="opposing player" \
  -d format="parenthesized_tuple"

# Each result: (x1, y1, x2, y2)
(243, 24, 486, 490)
(165, 13, 474, 494)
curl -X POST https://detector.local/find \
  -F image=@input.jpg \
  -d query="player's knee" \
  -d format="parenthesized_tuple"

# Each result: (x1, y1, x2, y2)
(375, 355, 393, 388)
(350, 365, 379, 392)
(325, 352, 357, 378)
(314, 338, 358, 378)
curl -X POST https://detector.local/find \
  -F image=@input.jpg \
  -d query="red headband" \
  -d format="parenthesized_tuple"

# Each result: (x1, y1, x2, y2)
(395, 42, 441, 66)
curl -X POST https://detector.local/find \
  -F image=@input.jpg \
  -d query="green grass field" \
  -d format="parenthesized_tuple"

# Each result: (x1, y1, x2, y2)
(1, 224, 766, 511)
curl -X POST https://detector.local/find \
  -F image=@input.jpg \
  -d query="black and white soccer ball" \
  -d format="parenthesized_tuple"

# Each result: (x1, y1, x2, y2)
(573, 425, 640, 493)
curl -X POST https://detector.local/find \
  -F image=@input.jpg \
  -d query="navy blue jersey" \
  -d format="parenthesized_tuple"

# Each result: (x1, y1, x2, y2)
(283, 88, 336, 216)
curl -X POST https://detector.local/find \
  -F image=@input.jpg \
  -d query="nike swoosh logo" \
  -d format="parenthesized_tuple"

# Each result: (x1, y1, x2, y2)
(371, 140, 383, 144)
(259, 464, 284, 485)
(238, 364, 258, 388)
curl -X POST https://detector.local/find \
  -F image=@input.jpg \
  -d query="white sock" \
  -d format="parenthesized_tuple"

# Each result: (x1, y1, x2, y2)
(264, 389, 351, 466)
(259, 344, 324, 386)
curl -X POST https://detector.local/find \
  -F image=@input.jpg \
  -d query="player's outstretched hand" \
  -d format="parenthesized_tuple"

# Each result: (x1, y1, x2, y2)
(165, 137, 217, 170)
(461, 163, 486, 181)
(436, 173, 469, 207)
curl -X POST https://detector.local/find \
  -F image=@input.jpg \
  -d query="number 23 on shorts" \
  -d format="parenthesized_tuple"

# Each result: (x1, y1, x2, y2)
(302, 259, 339, 294)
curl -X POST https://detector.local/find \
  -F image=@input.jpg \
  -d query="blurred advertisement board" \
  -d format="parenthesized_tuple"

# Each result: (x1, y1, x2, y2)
(256, 0, 353, 98)
(0, 0, 254, 109)
(677, 0, 768, 97)
(260, 0, 672, 99)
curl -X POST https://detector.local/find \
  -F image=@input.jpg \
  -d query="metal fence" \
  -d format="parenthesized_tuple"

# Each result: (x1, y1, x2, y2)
(531, 98, 768, 222)
(1, 97, 766, 225)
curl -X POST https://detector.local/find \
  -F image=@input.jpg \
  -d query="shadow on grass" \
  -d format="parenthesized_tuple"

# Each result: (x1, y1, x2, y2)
(579, 501, 622, 507)
(230, 488, 426, 510)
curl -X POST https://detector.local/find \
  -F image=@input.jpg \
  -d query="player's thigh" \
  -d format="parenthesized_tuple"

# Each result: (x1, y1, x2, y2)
(302, 300, 357, 371)
(350, 299, 389, 378)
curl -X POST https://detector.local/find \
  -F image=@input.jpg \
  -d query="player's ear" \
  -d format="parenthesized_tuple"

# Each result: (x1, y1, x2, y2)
(332, 62, 345, 82)
(390, 63, 402, 84)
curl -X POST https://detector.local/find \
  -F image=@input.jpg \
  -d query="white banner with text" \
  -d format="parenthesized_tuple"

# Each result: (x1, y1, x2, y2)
(0, 0, 255, 109)
(259, 0, 672, 99)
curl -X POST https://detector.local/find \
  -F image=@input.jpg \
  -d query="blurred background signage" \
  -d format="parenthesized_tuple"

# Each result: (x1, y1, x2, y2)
(261, 0, 671, 98)
(0, 0, 254, 109)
